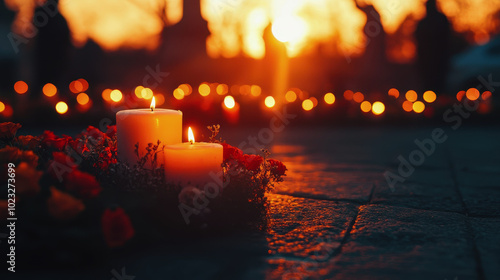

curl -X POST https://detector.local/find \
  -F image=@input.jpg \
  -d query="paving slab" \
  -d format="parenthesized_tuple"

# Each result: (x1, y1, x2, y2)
(273, 154, 381, 202)
(372, 181, 465, 213)
(264, 194, 359, 280)
(328, 204, 477, 280)
(470, 217, 500, 280)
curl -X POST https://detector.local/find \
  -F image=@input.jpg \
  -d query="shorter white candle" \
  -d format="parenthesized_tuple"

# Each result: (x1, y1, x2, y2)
(164, 127, 223, 188)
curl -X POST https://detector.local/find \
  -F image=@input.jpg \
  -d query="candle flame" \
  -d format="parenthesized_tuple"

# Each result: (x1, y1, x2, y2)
(150, 96, 155, 111)
(188, 127, 195, 144)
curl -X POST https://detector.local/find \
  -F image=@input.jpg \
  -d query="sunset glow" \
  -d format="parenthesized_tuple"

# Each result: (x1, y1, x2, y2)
(6, 0, 500, 58)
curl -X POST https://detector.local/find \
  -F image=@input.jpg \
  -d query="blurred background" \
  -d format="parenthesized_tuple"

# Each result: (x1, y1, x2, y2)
(0, 0, 499, 131)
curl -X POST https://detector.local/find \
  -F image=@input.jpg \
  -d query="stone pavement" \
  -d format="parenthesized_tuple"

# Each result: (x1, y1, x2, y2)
(10, 125, 500, 280)
(263, 126, 500, 280)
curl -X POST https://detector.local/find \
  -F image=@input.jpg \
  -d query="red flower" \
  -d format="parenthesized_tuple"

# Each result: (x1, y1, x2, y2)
(41, 131, 72, 150)
(242, 154, 263, 171)
(17, 135, 40, 150)
(65, 169, 101, 199)
(101, 207, 135, 248)
(48, 151, 77, 180)
(97, 146, 117, 170)
(0, 122, 21, 140)
(222, 143, 243, 162)
(269, 159, 287, 177)
(106, 125, 117, 138)
(85, 126, 106, 140)
(68, 138, 89, 155)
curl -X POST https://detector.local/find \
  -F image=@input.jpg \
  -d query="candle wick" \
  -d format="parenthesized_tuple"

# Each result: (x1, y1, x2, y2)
(189, 140, 194, 145)
(151, 107, 154, 112)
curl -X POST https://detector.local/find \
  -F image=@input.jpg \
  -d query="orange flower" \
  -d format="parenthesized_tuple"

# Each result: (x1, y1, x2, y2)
(16, 162, 42, 197)
(47, 187, 85, 221)
(101, 207, 135, 248)
(0, 122, 21, 140)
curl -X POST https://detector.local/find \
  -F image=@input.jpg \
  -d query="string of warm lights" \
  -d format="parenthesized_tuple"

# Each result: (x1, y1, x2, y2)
(2, 79, 494, 118)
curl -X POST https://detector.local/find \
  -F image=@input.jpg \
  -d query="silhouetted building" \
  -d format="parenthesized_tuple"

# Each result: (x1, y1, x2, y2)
(415, 0, 451, 93)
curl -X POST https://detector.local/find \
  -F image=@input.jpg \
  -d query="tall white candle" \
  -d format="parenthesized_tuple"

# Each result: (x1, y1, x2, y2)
(164, 127, 223, 187)
(117, 97, 182, 167)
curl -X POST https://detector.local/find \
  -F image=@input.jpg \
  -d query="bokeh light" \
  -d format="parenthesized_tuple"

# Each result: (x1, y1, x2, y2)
(423, 90, 436, 103)
(344, 90, 354, 101)
(110, 89, 123, 102)
(265, 96, 275, 108)
(43, 83, 57, 97)
(155, 94, 166, 106)
(179, 84, 192, 96)
(78, 78, 89, 92)
(141, 88, 154, 99)
(14, 81, 28, 94)
(224, 95, 236, 109)
(482, 91, 492, 100)
(324, 93, 335, 105)
(2, 104, 13, 118)
(69, 80, 83, 93)
(250, 85, 262, 97)
(0, 101, 5, 112)
(456, 90, 465, 101)
(372, 101, 385, 115)
(239, 85, 251, 95)
(199, 83, 211, 96)
(310, 97, 318, 107)
(302, 99, 313, 111)
(360, 101, 371, 113)
(216, 84, 228, 95)
(285, 90, 297, 103)
(76, 93, 90, 105)
(353, 92, 364, 103)
(173, 88, 185, 100)
(466, 88, 480, 101)
(102, 89, 112, 102)
(413, 101, 425, 113)
(405, 90, 417, 102)
(402, 100, 413, 112)
(388, 88, 399, 98)
(135, 86, 144, 98)
(55, 101, 68, 114)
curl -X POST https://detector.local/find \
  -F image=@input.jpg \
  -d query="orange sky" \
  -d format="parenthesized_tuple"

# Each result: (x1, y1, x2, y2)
(5, 0, 500, 59)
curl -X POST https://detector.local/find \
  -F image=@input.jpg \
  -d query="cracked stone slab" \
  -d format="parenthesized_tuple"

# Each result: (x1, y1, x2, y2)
(329, 204, 477, 280)
(470, 217, 500, 280)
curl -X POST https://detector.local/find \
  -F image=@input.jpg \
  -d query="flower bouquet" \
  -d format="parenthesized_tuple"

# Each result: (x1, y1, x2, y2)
(0, 122, 286, 264)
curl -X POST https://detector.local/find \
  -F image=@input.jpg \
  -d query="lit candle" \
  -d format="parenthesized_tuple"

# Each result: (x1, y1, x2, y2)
(116, 97, 182, 167)
(164, 127, 223, 187)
